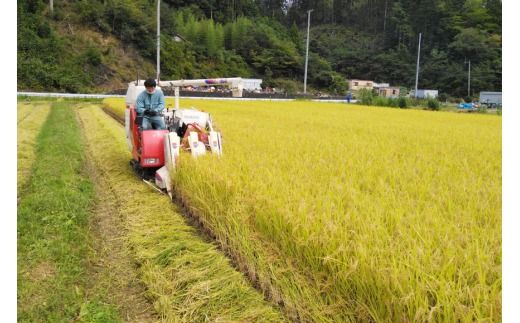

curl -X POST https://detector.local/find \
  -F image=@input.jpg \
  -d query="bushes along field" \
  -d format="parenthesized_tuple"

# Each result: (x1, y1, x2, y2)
(104, 98, 501, 321)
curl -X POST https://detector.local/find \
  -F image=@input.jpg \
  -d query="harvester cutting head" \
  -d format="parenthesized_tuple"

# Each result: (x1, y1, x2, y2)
(169, 108, 223, 157)
(124, 80, 223, 198)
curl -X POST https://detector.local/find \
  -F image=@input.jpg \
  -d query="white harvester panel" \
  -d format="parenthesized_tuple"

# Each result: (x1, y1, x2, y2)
(188, 132, 206, 157)
(175, 109, 210, 128)
(158, 132, 181, 199)
(209, 131, 222, 156)
(164, 132, 179, 171)
(169, 133, 181, 159)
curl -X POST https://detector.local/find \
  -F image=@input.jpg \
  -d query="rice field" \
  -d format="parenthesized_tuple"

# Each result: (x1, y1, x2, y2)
(104, 98, 502, 322)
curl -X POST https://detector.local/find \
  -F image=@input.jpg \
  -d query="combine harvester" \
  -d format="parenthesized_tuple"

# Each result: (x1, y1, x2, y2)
(125, 78, 243, 198)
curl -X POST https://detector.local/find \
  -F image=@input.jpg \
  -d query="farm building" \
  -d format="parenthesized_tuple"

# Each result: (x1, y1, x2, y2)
(348, 79, 374, 91)
(479, 92, 502, 107)
(377, 87, 400, 98)
(415, 89, 438, 99)
(373, 82, 390, 89)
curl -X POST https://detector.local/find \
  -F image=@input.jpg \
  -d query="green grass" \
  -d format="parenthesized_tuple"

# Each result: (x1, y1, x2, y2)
(17, 102, 121, 322)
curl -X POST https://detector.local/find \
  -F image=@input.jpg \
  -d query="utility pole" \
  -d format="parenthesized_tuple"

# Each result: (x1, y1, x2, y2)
(50, 0, 54, 14)
(467, 59, 471, 97)
(156, 0, 161, 82)
(304, 9, 313, 94)
(414, 32, 422, 98)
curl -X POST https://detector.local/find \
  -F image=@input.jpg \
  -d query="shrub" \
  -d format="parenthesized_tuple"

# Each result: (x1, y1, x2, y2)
(477, 105, 488, 114)
(372, 96, 387, 107)
(37, 22, 52, 38)
(438, 93, 448, 102)
(358, 89, 374, 105)
(427, 98, 440, 111)
(387, 97, 399, 108)
(398, 96, 408, 108)
(83, 47, 102, 66)
(327, 72, 348, 95)
(453, 98, 463, 104)
(271, 79, 300, 95)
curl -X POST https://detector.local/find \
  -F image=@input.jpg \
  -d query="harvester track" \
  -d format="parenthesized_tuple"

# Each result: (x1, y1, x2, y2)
(102, 106, 125, 125)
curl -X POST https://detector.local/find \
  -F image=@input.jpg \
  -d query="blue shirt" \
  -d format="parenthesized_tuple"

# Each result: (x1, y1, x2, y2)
(136, 89, 165, 115)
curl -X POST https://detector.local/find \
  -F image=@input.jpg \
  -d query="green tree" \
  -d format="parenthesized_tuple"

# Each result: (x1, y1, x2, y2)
(448, 28, 490, 61)
(388, 2, 414, 50)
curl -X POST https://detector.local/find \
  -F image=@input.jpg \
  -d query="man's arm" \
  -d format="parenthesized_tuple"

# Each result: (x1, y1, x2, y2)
(154, 90, 165, 112)
(135, 92, 146, 114)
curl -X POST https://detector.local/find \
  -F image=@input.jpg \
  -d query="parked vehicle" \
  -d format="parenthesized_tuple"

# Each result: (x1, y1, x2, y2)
(458, 102, 477, 112)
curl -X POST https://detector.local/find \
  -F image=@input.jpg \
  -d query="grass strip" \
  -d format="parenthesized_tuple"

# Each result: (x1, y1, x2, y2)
(17, 100, 51, 194)
(17, 102, 121, 322)
(77, 105, 284, 322)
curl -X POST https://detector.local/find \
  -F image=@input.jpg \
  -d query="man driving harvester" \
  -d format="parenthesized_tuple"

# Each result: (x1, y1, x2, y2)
(136, 78, 166, 130)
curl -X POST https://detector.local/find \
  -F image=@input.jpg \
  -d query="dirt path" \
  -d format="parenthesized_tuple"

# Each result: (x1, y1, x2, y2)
(80, 109, 158, 322)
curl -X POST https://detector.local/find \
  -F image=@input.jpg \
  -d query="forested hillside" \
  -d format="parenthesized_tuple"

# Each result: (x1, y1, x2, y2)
(18, 0, 501, 97)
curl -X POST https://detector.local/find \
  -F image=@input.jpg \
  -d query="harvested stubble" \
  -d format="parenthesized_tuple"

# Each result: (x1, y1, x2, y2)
(103, 98, 501, 321)
(77, 105, 284, 322)
(17, 101, 51, 193)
